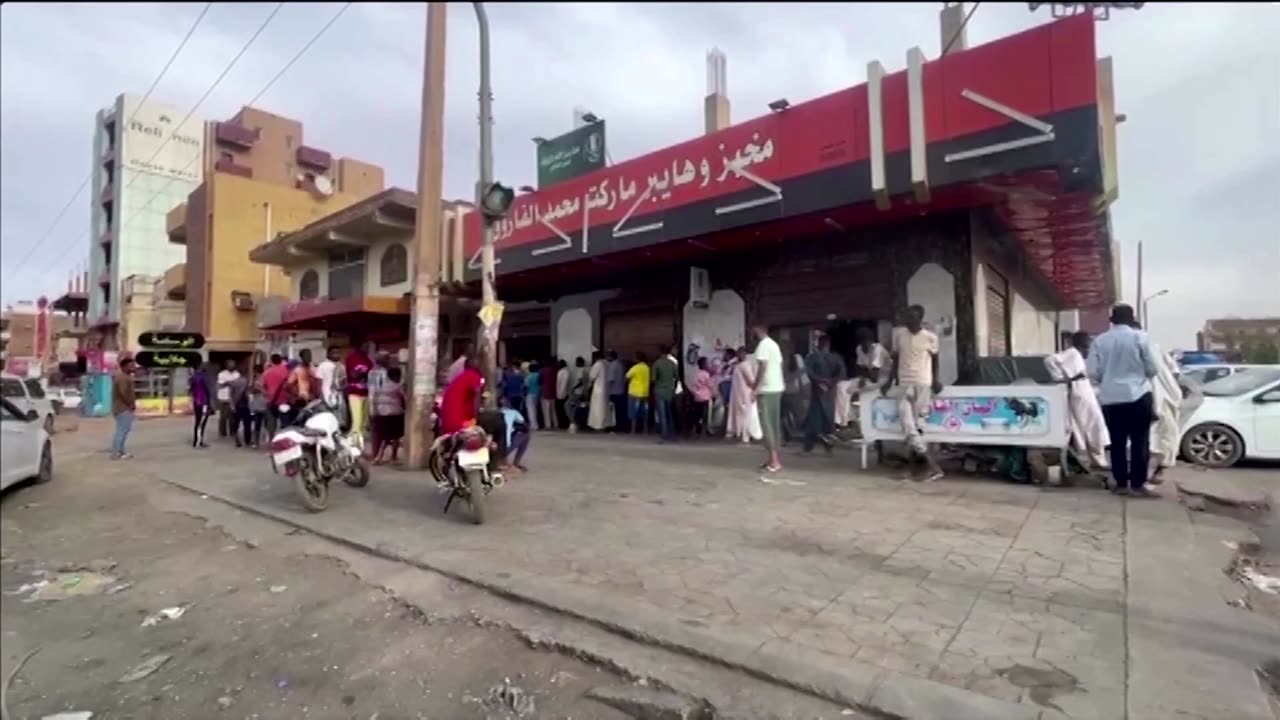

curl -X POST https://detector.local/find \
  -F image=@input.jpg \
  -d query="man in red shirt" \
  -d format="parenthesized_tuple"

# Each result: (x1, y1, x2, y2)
(439, 357, 484, 435)
(260, 353, 290, 436)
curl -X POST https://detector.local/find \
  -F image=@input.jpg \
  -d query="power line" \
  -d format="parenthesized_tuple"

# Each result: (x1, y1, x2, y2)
(126, 2, 354, 223)
(27, 1, 287, 283)
(942, 1, 981, 57)
(2, 1, 214, 282)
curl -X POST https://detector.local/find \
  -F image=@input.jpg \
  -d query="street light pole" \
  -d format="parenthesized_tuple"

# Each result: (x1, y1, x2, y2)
(472, 1, 499, 409)
(405, 2, 448, 469)
(1142, 288, 1169, 334)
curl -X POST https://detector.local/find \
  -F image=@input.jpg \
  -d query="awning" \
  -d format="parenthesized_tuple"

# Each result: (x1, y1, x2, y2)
(249, 188, 418, 266)
(260, 295, 410, 332)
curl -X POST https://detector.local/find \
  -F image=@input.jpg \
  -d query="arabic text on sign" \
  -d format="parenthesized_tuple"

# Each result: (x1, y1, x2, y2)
(498, 132, 777, 242)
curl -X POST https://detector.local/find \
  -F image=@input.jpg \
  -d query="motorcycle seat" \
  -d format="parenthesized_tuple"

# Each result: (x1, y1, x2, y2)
(297, 427, 329, 438)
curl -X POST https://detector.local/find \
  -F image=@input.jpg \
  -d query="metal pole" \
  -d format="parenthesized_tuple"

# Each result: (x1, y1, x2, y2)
(405, 2, 448, 469)
(473, 0, 498, 409)
(1135, 240, 1144, 324)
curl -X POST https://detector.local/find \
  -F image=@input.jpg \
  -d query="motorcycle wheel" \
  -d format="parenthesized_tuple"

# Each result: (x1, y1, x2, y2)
(465, 469, 486, 525)
(427, 445, 449, 485)
(293, 460, 329, 513)
(343, 456, 371, 488)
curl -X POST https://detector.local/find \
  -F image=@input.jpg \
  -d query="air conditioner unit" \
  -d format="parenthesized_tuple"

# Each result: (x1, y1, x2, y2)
(689, 267, 711, 309)
(230, 291, 256, 311)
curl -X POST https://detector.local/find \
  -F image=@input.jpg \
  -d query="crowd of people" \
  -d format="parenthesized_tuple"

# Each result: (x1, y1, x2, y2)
(102, 301, 1180, 496)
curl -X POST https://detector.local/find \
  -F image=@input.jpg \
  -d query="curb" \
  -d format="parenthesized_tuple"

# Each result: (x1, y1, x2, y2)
(150, 470, 1053, 720)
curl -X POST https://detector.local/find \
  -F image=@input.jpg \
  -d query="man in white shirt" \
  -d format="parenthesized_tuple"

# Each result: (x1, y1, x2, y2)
(750, 323, 786, 473)
(882, 305, 944, 481)
(216, 359, 241, 439)
(315, 346, 342, 407)
(836, 327, 891, 428)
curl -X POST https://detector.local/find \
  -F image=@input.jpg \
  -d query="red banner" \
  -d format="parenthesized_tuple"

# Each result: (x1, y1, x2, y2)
(463, 14, 1097, 259)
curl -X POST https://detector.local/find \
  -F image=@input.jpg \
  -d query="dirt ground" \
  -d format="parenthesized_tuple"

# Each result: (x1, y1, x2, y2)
(1, 466, 636, 720)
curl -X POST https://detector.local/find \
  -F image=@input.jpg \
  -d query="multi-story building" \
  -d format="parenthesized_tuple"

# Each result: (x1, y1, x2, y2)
(89, 94, 205, 343)
(1, 299, 77, 377)
(1198, 317, 1280, 360)
(166, 106, 385, 361)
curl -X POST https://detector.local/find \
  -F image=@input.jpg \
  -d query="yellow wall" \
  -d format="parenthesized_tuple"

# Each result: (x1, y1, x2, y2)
(207, 174, 364, 349)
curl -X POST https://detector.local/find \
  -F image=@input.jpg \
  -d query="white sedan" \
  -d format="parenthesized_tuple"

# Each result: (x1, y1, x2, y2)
(1, 397, 53, 492)
(1178, 367, 1280, 468)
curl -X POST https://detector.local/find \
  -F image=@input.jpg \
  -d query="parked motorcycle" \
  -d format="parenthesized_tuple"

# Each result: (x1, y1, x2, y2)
(428, 422, 503, 525)
(270, 399, 370, 512)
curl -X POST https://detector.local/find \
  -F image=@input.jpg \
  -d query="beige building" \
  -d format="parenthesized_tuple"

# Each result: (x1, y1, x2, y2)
(118, 274, 186, 354)
(167, 106, 385, 360)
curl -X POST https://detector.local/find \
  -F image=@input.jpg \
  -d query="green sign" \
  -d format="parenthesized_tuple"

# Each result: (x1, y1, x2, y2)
(537, 122, 607, 189)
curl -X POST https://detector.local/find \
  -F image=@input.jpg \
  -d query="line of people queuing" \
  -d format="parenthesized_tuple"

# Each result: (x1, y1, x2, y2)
(184, 340, 412, 465)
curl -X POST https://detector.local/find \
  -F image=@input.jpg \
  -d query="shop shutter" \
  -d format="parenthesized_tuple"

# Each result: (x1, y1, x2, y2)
(986, 268, 1009, 357)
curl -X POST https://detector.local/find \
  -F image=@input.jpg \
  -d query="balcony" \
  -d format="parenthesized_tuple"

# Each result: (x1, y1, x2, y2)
(296, 145, 332, 171)
(166, 203, 188, 245)
(214, 121, 259, 149)
(214, 157, 253, 179)
(102, 150, 115, 168)
(163, 263, 186, 301)
(97, 271, 111, 287)
(100, 183, 113, 204)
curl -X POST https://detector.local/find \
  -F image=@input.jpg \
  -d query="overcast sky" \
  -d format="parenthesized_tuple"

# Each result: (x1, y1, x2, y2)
(2, 2, 1277, 349)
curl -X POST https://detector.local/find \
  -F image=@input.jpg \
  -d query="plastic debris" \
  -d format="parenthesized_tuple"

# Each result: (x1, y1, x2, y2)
(140, 606, 188, 627)
(485, 677, 536, 717)
(40, 713, 94, 720)
(119, 654, 172, 683)
(1242, 568, 1280, 594)
(759, 475, 807, 487)
(269, 585, 288, 594)
(25, 572, 118, 601)
(107, 582, 132, 595)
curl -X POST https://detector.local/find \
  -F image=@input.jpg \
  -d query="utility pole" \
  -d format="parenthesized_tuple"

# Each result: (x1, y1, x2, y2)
(473, 1, 500, 409)
(1135, 240, 1144, 324)
(405, 2, 448, 469)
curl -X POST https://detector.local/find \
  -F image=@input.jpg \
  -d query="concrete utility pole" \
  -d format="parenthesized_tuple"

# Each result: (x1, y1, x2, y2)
(405, 2, 448, 469)
(473, 1, 500, 409)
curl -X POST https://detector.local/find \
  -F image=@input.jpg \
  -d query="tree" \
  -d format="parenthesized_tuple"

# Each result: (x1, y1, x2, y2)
(1242, 340, 1279, 365)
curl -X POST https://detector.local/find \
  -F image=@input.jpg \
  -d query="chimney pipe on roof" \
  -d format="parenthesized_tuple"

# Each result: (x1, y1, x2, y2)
(704, 48, 730, 134)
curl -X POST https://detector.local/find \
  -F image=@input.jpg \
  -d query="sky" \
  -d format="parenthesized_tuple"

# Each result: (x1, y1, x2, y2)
(2, 1, 1277, 350)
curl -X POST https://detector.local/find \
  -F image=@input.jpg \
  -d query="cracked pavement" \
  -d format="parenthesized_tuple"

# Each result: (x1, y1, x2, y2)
(52, 419, 1280, 720)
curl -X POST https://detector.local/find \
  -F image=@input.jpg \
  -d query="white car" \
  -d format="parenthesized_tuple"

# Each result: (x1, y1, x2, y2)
(1179, 363, 1275, 388)
(0, 374, 56, 433)
(1, 396, 53, 491)
(50, 386, 82, 412)
(1178, 367, 1280, 468)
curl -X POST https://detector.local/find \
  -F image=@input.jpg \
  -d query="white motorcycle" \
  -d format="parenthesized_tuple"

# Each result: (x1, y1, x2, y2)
(270, 399, 369, 512)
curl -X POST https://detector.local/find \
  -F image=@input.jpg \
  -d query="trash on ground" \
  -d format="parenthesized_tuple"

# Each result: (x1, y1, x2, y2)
(40, 713, 94, 720)
(269, 585, 288, 594)
(548, 670, 576, 685)
(119, 654, 172, 683)
(106, 582, 132, 595)
(1242, 568, 1280, 594)
(484, 677, 536, 717)
(140, 605, 188, 627)
(23, 571, 118, 601)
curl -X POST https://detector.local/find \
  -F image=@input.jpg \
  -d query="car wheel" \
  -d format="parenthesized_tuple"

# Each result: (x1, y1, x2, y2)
(1180, 423, 1244, 468)
(36, 440, 53, 483)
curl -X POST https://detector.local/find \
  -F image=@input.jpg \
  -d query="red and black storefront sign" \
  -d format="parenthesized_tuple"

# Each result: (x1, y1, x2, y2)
(461, 15, 1108, 308)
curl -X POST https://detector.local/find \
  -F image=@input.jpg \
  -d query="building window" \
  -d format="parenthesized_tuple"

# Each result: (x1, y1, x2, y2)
(327, 248, 366, 300)
(298, 270, 320, 300)
(285, 134, 294, 149)
(380, 243, 408, 287)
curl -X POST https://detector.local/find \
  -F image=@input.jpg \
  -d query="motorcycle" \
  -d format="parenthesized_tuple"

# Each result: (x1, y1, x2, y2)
(428, 421, 503, 525)
(270, 399, 370, 512)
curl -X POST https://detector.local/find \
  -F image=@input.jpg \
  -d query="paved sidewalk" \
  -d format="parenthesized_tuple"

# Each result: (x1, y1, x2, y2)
(114, 422, 1279, 720)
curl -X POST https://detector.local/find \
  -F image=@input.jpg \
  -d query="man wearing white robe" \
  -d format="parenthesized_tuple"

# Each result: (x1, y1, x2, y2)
(1147, 340, 1182, 483)
(1046, 331, 1109, 469)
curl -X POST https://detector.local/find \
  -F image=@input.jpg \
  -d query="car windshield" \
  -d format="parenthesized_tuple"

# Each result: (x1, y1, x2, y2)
(1200, 367, 1280, 397)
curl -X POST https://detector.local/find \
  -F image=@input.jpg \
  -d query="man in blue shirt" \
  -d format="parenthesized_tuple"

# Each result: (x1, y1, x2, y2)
(1086, 304, 1159, 497)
